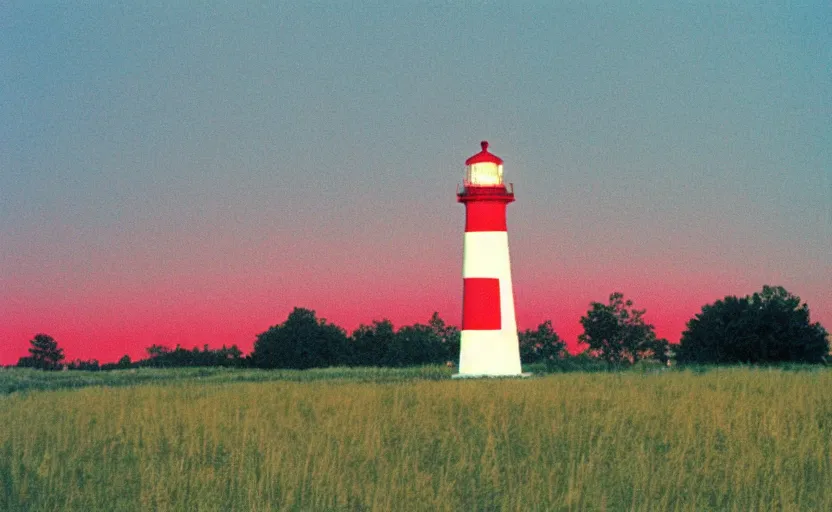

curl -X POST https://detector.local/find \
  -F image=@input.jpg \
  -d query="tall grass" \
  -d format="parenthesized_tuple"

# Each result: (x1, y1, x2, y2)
(1, 368, 831, 510)
(0, 365, 454, 395)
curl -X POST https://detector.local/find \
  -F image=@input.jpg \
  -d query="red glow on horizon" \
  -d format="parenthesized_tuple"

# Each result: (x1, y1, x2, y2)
(2, 264, 826, 367)
(1, 295, 698, 366)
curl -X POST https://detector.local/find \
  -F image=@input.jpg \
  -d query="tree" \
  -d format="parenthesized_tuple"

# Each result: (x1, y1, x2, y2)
(643, 337, 671, 366)
(20, 334, 65, 370)
(676, 285, 828, 364)
(350, 319, 396, 366)
(518, 320, 566, 366)
(427, 312, 460, 363)
(578, 293, 667, 367)
(15, 356, 36, 368)
(67, 359, 100, 371)
(350, 314, 459, 368)
(141, 343, 245, 368)
(218, 344, 244, 366)
(387, 323, 446, 367)
(146, 344, 170, 360)
(252, 307, 349, 369)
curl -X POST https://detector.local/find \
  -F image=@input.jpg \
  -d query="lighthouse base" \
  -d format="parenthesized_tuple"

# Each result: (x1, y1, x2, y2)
(452, 372, 532, 379)
(456, 330, 524, 377)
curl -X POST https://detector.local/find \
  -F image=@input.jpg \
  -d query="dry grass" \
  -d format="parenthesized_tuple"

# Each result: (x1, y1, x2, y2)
(1, 367, 831, 511)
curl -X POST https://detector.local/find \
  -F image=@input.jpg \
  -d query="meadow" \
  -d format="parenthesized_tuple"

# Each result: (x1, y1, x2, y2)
(1, 366, 831, 511)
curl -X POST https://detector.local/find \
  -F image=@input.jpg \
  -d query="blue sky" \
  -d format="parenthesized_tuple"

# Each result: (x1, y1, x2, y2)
(1, 1, 830, 363)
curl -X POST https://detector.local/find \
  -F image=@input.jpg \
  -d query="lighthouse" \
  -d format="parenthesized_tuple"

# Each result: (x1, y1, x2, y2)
(455, 141, 524, 377)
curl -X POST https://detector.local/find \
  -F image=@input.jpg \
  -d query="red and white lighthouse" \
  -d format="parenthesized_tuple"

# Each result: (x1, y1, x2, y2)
(456, 141, 523, 377)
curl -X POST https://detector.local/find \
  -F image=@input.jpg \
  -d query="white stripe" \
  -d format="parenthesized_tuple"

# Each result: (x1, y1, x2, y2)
(462, 231, 511, 278)
(458, 330, 522, 376)
(498, 277, 518, 332)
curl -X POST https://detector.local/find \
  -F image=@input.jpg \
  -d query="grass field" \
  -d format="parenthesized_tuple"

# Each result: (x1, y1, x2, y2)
(1, 366, 831, 511)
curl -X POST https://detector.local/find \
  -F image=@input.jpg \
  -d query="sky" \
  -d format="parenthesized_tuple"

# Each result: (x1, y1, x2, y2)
(2, 1, 830, 365)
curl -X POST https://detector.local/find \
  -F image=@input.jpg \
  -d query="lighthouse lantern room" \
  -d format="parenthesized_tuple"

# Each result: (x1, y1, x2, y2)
(455, 141, 524, 377)
(465, 141, 504, 187)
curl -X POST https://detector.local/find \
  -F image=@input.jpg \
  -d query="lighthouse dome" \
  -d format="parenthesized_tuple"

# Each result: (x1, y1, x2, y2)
(465, 141, 504, 187)
(465, 140, 503, 165)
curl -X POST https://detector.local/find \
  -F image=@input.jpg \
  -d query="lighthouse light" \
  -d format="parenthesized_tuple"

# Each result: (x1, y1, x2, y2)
(467, 162, 504, 186)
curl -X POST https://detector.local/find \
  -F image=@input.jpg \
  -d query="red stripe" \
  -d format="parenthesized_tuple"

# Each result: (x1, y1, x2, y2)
(462, 278, 501, 330)
(464, 201, 508, 232)
(458, 186, 514, 232)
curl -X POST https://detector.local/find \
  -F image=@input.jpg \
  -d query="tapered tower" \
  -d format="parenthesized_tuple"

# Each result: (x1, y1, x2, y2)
(456, 141, 523, 377)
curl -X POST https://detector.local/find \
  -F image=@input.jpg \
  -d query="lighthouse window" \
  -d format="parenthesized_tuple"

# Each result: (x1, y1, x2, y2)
(470, 163, 502, 186)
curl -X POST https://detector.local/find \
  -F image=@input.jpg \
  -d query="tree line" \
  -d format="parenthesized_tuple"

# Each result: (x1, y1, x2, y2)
(13, 285, 829, 371)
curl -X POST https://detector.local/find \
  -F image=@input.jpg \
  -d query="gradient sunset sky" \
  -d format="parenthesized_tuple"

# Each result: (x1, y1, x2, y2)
(2, 2, 830, 365)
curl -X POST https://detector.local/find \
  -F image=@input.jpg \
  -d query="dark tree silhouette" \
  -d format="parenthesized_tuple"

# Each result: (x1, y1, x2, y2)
(427, 312, 460, 363)
(579, 293, 668, 367)
(141, 344, 244, 368)
(67, 359, 100, 371)
(146, 344, 170, 360)
(676, 285, 829, 364)
(18, 334, 65, 370)
(349, 314, 458, 367)
(252, 307, 349, 369)
(350, 319, 396, 366)
(387, 323, 446, 367)
(519, 320, 566, 366)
